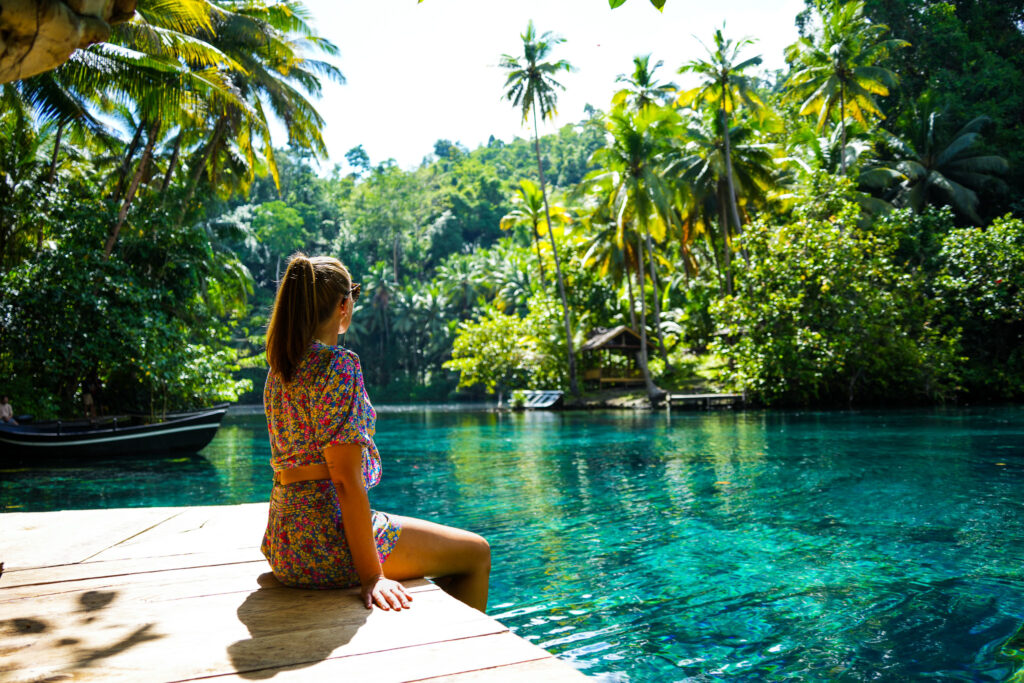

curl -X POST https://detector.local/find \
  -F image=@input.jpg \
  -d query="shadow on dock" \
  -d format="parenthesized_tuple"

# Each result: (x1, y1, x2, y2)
(228, 575, 368, 679)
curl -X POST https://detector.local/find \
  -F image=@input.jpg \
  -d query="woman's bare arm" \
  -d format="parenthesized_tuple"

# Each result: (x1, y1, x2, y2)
(324, 443, 411, 610)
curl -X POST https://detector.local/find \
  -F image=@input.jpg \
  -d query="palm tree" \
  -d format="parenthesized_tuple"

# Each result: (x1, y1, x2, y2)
(9, 0, 341, 256)
(487, 240, 534, 316)
(786, 119, 897, 220)
(784, 0, 908, 174)
(869, 113, 1008, 223)
(8, 0, 248, 257)
(499, 179, 572, 288)
(612, 54, 677, 112)
(590, 106, 680, 377)
(174, 0, 343, 226)
(435, 254, 487, 320)
(678, 28, 766, 245)
(579, 205, 641, 338)
(666, 112, 778, 295)
(500, 20, 580, 397)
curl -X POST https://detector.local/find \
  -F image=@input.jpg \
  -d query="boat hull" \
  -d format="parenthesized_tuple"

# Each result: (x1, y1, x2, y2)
(0, 407, 227, 459)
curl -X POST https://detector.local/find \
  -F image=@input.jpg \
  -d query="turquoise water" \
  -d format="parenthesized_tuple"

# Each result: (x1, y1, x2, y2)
(3, 406, 1024, 680)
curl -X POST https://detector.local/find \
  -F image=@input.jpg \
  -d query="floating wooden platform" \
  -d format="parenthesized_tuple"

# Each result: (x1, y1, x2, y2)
(667, 393, 745, 409)
(0, 503, 585, 682)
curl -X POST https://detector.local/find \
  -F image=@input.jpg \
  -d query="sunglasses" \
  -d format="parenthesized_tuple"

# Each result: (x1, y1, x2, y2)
(349, 282, 361, 302)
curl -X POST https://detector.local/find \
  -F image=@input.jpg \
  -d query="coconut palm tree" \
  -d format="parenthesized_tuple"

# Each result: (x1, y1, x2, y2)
(590, 106, 680, 376)
(499, 179, 572, 288)
(784, 0, 908, 174)
(174, 0, 343, 226)
(500, 20, 580, 396)
(579, 206, 641, 333)
(666, 112, 778, 295)
(579, 167, 662, 400)
(678, 27, 767, 245)
(612, 54, 677, 112)
(435, 254, 487, 320)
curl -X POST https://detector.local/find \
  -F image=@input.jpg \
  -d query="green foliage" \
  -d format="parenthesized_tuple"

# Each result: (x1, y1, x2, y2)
(5, 0, 1023, 414)
(935, 215, 1024, 398)
(871, 114, 1009, 223)
(710, 192, 959, 406)
(0, 215, 251, 418)
(873, 205, 955, 274)
(522, 291, 572, 390)
(509, 389, 528, 409)
(444, 307, 533, 400)
(835, 0, 1024, 220)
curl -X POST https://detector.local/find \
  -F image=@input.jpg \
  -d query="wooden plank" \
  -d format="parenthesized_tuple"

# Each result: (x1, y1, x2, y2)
(0, 507, 185, 569)
(412, 657, 588, 682)
(1, 559, 436, 606)
(0, 548, 265, 590)
(80, 503, 269, 563)
(170, 631, 555, 683)
(1, 581, 504, 682)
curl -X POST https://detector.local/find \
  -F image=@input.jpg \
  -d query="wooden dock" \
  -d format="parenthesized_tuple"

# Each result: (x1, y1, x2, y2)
(666, 393, 745, 410)
(0, 503, 585, 682)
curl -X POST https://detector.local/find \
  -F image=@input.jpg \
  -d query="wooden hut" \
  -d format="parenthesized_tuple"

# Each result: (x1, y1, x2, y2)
(580, 325, 644, 387)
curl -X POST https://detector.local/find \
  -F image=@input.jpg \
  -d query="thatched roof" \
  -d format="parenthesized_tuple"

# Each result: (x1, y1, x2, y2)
(580, 325, 642, 352)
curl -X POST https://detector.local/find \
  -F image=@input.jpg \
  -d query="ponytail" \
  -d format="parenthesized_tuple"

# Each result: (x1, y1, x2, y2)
(266, 253, 352, 382)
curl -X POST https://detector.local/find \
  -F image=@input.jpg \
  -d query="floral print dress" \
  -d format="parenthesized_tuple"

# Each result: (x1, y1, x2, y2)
(261, 340, 401, 588)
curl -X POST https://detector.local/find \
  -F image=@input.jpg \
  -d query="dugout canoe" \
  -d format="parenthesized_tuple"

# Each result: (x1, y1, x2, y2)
(0, 405, 227, 459)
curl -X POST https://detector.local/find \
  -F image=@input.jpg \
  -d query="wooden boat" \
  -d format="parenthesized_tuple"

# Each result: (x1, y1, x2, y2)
(0, 405, 228, 459)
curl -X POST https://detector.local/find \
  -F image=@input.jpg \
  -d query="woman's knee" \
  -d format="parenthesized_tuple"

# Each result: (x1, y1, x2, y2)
(469, 532, 491, 571)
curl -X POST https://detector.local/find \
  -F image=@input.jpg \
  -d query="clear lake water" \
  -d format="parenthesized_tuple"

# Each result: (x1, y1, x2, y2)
(2, 405, 1024, 681)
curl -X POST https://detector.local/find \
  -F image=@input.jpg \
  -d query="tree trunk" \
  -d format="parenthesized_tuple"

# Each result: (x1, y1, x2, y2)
(47, 122, 63, 183)
(176, 118, 226, 228)
(532, 105, 579, 397)
(839, 80, 847, 176)
(718, 186, 733, 297)
(643, 224, 669, 365)
(115, 122, 145, 201)
(162, 130, 183, 192)
(634, 230, 660, 403)
(41, 122, 65, 250)
(625, 255, 638, 333)
(104, 119, 160, 259)
(706, 207, 727, 292)
(531, 220, 547, 287)
(721, 109, 743, 241)
(393, 234, 400, 283)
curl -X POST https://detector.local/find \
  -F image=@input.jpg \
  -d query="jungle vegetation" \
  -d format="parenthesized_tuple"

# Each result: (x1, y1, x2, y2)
(1, 0, 1021, 418)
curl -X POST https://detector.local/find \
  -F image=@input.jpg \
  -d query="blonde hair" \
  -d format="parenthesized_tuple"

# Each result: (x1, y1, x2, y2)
(265, 253, 352, 382)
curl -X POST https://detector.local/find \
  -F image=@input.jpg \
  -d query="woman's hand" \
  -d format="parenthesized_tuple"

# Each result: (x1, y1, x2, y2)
(360, 575, 413, 611)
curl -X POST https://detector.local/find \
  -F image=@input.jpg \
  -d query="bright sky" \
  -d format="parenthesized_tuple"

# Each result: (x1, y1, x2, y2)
(294, 0, 806, 171)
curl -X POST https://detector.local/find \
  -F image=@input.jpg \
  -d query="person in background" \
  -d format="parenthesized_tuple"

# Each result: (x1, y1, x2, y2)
(261, 253, 491, 612)
(82, 381, 96, 420)
(0, 395, 18, 425)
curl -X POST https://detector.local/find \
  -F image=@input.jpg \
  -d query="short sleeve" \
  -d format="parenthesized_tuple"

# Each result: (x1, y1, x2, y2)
(316, 350, 373, 450)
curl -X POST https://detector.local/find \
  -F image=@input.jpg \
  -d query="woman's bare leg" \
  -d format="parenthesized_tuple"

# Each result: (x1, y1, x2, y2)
(382, 514, 490, 612)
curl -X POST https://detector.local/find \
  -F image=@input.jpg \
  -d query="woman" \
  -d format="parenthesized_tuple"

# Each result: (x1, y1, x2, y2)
(262, 254, 490, 612)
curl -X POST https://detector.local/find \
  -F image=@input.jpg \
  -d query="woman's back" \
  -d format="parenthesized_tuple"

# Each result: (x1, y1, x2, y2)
(264, 341, 380, 487)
